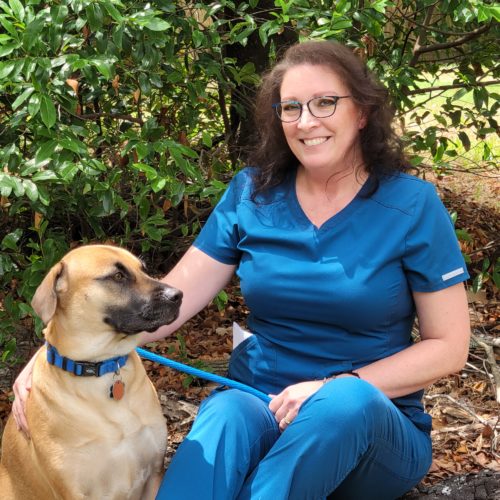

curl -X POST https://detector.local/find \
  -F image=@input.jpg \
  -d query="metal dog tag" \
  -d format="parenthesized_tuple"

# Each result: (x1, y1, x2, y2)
(110, 380, 125, 400)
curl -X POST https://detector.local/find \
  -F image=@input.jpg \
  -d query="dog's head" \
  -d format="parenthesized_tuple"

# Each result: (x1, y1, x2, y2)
(31, 245, 182, 345)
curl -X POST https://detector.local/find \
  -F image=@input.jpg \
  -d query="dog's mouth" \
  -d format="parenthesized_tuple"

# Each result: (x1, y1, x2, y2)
(103, 287, 183, 335)
(104, 305, 180, 335)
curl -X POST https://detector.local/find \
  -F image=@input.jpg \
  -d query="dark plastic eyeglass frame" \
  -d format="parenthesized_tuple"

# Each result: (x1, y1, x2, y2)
(272, 95, 351, 122)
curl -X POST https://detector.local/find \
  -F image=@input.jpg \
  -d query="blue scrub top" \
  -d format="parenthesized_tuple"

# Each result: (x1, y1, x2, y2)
(194, 168, 469, 432)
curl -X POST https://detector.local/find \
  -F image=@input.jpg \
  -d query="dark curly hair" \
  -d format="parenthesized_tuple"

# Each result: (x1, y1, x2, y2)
(247, 40, 409, 197)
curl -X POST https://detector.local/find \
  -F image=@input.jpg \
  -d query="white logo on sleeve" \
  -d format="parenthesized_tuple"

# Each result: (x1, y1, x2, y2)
(442, 267, 465, 281)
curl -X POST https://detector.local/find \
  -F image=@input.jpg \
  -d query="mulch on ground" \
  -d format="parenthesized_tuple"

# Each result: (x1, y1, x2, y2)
(0, 170, 498, 498)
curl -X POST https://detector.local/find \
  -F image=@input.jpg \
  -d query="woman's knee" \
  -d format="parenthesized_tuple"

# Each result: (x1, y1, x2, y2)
(301, 377, 390, 429)
(199, 389, 276, 427)
(194, 389, 279, 451)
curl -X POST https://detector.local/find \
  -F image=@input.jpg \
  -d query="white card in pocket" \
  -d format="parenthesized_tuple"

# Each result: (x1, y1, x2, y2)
(232, 322, 253, 350)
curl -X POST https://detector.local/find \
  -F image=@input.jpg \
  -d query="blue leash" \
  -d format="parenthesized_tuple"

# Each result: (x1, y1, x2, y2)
(136, 347, 271, 404)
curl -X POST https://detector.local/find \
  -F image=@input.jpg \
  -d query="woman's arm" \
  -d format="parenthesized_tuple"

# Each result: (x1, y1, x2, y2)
(355, 282, 470, 398)
(271, 282, 470, 427)
(139, 245, 236, 344)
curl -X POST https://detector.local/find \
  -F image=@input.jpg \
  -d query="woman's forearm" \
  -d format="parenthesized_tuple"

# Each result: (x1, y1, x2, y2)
(139, 246, 236, 345)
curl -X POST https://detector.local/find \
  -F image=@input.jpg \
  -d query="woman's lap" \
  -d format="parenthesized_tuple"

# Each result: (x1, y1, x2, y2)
(157, 379, 432, 500)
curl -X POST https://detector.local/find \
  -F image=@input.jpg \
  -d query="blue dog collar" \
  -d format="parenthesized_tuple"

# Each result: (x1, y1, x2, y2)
(46, 342, 128, 377)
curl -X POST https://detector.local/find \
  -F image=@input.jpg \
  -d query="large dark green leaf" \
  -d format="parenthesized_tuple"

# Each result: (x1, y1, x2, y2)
(40, 94, 57, 129)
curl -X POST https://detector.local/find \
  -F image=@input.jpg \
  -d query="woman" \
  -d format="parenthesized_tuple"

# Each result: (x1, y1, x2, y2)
(14, 41, 470, 499)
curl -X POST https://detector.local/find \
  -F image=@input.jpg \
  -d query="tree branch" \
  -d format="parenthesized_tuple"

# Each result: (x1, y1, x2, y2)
(406, 79, 500, 95)
(76, 112, 144, 125)
(391, 4, 492, 37)
(472, 333, 500, 404)
(411, 22, 492, 66)
(409, 4, 436, 67)
(217, 83, 231, 142)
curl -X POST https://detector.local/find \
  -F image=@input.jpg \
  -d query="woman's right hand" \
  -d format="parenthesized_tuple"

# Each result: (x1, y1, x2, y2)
(12, 350, 38, 438)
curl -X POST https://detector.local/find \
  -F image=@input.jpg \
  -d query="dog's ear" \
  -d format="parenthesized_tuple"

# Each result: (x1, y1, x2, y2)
(31, 261, 68, 324)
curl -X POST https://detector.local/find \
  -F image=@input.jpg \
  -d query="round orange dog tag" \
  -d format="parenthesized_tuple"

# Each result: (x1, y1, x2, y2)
(110, 380, 125, 400)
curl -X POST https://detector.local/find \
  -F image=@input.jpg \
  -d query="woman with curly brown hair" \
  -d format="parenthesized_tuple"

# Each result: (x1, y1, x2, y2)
(13, 41, 470, 499)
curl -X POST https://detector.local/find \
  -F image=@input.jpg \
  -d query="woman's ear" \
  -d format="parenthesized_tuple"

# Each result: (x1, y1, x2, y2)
(358, 110, 367, 130)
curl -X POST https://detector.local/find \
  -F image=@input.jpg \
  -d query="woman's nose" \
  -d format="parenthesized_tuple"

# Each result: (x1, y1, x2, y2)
(297, 106, 319, 128)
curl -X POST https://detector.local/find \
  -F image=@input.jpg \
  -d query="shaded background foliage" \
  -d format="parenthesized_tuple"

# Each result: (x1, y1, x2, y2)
(0, 0, 499, 361)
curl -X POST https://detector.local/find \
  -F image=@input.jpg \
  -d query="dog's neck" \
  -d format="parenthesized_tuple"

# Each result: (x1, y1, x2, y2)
(44, 319, 139, 361)
(45, 342, 128, 377)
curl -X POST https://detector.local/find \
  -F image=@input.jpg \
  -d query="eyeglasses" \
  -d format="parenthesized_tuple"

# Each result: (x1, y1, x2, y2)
(272, 95, 351, 122)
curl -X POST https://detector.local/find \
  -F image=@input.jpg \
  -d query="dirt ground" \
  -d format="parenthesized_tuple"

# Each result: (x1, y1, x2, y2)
(0, 169, 499, 498)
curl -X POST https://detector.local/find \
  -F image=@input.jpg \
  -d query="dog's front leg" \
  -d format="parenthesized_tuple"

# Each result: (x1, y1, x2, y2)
(141, 472, 162, 500)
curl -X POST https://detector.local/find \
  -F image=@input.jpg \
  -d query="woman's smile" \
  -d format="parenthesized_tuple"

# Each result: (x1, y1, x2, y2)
(301, 137, 330, 146)
(280, 64, 365, 175)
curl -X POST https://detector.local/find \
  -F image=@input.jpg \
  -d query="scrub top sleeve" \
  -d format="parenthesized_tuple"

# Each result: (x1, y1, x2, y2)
(193, 170, 248, 265)
(403, 182, 469, 292)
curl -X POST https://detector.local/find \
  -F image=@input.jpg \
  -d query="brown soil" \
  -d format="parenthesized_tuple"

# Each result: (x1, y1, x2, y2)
(1, 170, 499, 498)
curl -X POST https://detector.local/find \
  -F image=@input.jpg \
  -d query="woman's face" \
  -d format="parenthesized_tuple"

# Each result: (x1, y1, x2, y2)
(279, 64, 366, 175)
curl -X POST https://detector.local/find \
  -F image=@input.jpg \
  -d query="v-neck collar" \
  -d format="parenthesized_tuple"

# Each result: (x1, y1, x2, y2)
(288, 169, 373, 232)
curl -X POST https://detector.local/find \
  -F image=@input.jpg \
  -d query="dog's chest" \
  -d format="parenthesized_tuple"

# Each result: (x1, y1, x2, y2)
(48, 409, 166, 499)
(29, 366, 167, 498)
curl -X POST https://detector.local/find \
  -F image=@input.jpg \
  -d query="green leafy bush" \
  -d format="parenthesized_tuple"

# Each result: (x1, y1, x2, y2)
(1, 0, 498, 362)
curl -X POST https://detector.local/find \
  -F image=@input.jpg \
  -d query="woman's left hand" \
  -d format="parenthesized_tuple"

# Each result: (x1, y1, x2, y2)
(269, 380, 324, 432)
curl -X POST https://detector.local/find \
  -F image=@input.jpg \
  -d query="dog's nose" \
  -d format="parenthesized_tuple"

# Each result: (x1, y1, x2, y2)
(164, 287, 183, 305)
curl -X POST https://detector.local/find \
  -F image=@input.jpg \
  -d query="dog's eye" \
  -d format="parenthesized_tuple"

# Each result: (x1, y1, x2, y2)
(113, 272, 125, 282)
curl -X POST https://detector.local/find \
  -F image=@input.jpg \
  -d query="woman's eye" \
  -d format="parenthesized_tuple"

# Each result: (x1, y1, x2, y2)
(317, 98, 336, 107)
(283, 103, 300, 112)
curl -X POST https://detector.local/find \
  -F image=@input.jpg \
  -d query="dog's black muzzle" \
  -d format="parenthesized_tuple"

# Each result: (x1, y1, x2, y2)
(103, 283, 183, 335)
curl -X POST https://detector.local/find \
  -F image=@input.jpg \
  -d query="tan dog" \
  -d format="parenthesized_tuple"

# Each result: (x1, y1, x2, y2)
(0, 245, 182, 499)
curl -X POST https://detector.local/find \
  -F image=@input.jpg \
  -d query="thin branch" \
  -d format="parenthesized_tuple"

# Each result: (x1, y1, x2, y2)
(391, 4, 493, 37)
(406, 79, 500, 95)
(471, 332, 500, 404)
(217, 83, 232, 142)
(76, 112, 144, 125)
(411, 22, 492, 64)
(467, 239, 500, 256)
(409, 4, 436, 67)
(424, 394, 490, 425)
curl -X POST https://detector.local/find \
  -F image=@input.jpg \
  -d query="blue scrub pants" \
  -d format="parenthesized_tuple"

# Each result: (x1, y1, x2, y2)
(157, 378, 432, 500)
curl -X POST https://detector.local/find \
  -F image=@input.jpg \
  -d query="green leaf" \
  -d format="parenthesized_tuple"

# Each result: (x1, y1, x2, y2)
(458, 131, 470, 151)
(28, 93, 41, 117)
(59, 137, 87, 154)
(40, 94, 57, 129)
(330, 18, 352, 30)
(142, 17, 171, 31)
(85, 3, 103, 31)
(91, 57, 115, 79)
(0, 60, 16, 79)
(9, 0, 24, 21)
(102, 1, 124, 22)
(455, 228, 472, 242)
(202, 131, 212, 148)
(32, 170, 59, 182)
(1, 229, 22, 251)
(0, 42, 19, 57)
(23, 16, 45, 51)
(12, 87, 35, 110)
(0, 16, 18, 39)
(1, 339, 17, 362)
(472, 273, 483, 294)
(132, 162, 158, 180)
(488, 6, 500, 22)
(22, 179, 38, 201)
(35, 140, 58, 162)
